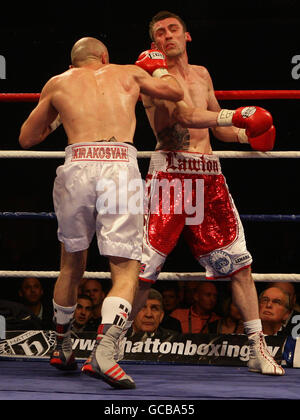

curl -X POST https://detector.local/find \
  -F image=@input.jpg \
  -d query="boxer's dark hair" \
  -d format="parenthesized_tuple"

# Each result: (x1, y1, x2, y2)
(149, 11, 187, 41)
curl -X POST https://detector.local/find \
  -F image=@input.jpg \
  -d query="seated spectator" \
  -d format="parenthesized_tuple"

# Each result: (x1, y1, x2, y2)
(130, 289, 181, 340)
(160, 283, 182, 332)
(208, 296, 244, 334)
(18, 277, 53, 330)
(133, 288, 164, 335)
(259, 286, 292, 336)
(171, 282, 220, 334)
(0, 299, 43, 331)
(161, 282, 182, 315)
(269, 282, 300, 334)
(82, 278, 106, 329)
(181, 281, 199, 308)
(78, 277, 87, 296)
(177, 281, 185, 306)
(72, 295, 94, 334)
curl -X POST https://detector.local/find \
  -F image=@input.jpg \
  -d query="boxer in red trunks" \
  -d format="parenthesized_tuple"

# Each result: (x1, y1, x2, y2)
(127, 11, 283, 375)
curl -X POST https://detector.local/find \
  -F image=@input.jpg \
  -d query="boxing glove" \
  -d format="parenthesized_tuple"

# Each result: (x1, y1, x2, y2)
(135, 49, 169, 78)
(218, 106, 273, 137)
(238, 125, 276, 151)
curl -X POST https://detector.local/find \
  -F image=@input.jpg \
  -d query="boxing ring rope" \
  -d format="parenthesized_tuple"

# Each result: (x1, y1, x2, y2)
(2, 150, 300, 159)
(0, 271, 300, 282)
(1, 90, 300, 102)
(1, 89, 299, 284)
(1, 212, 300, 222)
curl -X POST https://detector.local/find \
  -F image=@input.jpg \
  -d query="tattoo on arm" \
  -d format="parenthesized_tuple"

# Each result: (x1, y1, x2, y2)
(156, 124, 190, 151)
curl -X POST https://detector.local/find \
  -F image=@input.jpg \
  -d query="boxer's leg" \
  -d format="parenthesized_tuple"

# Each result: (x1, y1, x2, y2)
(107, 256, 140, 303)
(231, 267, 285, 375)
(186, 171, 285, 375)
(231, 266, 259, 322)
(50, 244, 87, 371)
(82, 257, 139, 389)
(54, 244, 87, 307)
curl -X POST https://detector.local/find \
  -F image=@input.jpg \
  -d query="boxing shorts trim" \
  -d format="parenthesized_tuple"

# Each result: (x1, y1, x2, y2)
(149, 150, 221, 175)
(65, 142, 137, 163)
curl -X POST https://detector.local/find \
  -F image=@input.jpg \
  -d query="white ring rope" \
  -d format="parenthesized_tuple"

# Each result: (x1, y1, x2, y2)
(1, 149, 299, 282)
(1, 271, 300, 282)
(1, 151, 300, 159)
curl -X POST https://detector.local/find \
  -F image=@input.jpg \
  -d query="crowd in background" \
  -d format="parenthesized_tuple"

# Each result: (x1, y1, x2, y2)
(1, 275, 299, 341)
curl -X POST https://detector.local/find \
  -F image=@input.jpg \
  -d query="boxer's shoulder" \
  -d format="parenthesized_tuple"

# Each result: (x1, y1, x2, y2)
(189, 64, 211, 80)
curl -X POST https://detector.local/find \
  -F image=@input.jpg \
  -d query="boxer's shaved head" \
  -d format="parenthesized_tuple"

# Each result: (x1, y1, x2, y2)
(71, 37, 109, 67)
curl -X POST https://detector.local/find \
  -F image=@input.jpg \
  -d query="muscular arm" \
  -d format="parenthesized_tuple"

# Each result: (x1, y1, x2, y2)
(171, 67, 240, 144)
(205, 70, 240, 143)
(133, 66, 184, 102)
(19, 79, 58, 149)
(173, 101, 219, 128)
(173, 100, 242, 143)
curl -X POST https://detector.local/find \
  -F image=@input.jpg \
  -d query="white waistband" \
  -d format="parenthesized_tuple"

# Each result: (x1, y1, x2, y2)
(65, 142, 137, 163)
(149, 151, 221, 175)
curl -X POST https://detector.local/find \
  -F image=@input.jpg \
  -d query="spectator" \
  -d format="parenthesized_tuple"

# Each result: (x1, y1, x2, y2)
(182, 281, 199, 308)
(0, 299, 43, 330)
(176, 281, 185, 306)
(171, 282, 220, 334)
(72, 295, 94, 334)
(78, 277, 87, 296)
(208, 296, 244, 334)
(130, 289, 181, 342)
(269, 282, 300, 334)
(18, 277, 53, 330)
(160, 283, 182, 332)
(161, 282, 181, 315)
(259, 286, 292, 336)
(133, 288, 165, 335)
(82, 279, 106, 328)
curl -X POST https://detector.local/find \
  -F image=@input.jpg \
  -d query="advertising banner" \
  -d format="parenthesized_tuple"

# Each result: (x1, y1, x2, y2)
(0, 330, 288, 367)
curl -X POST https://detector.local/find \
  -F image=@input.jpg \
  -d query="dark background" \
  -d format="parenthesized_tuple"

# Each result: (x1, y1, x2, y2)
(0, 0, 299, 300)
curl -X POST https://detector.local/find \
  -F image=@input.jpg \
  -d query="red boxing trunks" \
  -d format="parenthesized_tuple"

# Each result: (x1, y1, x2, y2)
(140, 151, 252, 282)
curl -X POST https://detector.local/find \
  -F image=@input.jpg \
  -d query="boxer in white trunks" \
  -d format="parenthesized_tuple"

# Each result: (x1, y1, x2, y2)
(19, 36, 184, 389)
(123, 11, 283, 376)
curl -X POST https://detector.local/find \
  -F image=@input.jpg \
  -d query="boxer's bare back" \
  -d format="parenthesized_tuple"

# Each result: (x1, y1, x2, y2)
(20, 56, 183, 149)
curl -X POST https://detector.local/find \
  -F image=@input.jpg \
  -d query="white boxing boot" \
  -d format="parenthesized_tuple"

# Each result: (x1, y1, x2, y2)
(248, 331, 285, 375)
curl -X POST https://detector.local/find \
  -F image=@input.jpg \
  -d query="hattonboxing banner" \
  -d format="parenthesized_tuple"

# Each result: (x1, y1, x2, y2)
(0, 329, 292, 367)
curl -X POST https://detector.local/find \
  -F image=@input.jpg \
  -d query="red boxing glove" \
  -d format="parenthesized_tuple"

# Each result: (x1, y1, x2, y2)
(218, 106, 273, 137)
(233, 106, 273, 137)
(238, 125, 276, 151)
(135, 49, 169, 78)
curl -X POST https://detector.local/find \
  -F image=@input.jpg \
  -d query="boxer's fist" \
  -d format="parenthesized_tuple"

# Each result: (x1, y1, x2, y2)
(218, 106, 273, 137)
(238, 125, 276, 151)
(135, 49, 169, 78)
(248, 125, 276, 151)
(232, 106, 273, 137)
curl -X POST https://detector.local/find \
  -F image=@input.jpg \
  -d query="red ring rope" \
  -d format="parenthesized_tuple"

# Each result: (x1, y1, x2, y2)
(215, 90, 300, 100)
(0, 91, 300, 102)
(0, 94, 40, 102)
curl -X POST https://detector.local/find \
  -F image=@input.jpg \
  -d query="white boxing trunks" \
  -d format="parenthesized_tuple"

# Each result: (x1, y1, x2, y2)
(53, 142, 143, 261)
(140, 150, 252, 282)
